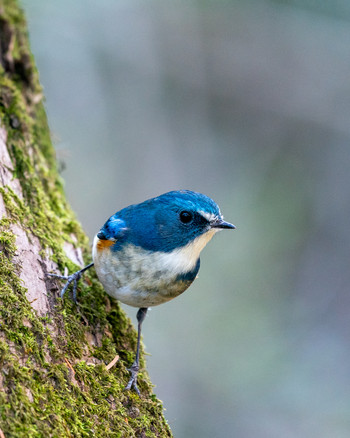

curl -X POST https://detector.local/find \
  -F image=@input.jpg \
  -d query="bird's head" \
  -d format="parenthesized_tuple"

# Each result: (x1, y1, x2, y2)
(109, 190, 235, 255)
(154, 190, 234, 248)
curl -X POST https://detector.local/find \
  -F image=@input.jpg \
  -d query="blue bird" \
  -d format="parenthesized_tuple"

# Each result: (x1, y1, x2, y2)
(51, 190, 235, 394)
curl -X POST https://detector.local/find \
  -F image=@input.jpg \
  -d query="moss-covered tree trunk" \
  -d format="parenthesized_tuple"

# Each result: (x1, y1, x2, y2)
(0, 2, 172, 437)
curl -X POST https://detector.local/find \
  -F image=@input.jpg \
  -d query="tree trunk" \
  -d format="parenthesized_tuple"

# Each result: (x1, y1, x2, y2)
(0, 2, 172, 437)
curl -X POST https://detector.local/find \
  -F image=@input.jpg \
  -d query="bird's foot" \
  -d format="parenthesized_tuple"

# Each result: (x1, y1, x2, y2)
(47, 270, 82, 303)
(125, 361, 141, 395)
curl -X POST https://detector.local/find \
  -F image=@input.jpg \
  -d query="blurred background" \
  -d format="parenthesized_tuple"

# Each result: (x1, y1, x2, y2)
(22, 0, 350, 436)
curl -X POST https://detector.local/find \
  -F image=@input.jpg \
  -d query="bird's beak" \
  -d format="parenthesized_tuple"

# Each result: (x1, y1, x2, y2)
(210, 218, 236, 230)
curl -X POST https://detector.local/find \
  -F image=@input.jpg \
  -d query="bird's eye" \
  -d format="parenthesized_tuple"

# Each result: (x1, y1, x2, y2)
(179, 211, 193, 224)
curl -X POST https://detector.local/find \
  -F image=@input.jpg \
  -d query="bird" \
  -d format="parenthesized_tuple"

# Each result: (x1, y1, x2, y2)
(50, 190, 235, 394)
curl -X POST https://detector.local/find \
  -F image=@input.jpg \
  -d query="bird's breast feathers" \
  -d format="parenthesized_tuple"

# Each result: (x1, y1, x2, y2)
(92, 230, 218, 307)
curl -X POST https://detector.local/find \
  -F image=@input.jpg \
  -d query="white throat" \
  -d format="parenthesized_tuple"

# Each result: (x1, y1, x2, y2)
(161, 228, 219, 273)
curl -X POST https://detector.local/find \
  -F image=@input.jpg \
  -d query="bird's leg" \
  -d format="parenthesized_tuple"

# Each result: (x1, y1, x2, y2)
(125, 307, 148, 395)
(48, 263, 94, 302)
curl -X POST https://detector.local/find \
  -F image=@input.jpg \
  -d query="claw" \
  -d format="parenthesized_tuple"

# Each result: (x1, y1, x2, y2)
(48, 272, 79, 302)
(47, 263, 94, 303)
(125, 362, 141, 395)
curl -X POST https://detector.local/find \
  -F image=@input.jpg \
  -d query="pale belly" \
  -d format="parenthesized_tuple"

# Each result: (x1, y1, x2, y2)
(92, 237, 198, 307)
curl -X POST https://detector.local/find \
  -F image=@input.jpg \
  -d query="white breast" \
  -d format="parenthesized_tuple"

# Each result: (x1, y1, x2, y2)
(92, 230, 218, 307)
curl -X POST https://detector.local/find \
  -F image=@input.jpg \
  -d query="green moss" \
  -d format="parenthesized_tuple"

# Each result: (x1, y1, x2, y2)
(0, 1, 172, 436)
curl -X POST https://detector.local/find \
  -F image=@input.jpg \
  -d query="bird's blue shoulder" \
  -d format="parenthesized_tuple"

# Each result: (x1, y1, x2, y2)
(97, 216, 128, 241)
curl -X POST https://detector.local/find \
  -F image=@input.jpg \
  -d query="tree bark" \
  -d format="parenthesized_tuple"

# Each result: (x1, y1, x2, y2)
(0, 2, 172, 437)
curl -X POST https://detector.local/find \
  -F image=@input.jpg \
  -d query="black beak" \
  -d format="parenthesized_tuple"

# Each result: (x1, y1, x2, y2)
(210, 218, 236, 230)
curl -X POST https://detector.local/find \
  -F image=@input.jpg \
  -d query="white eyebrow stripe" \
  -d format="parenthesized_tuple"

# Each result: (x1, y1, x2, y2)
(199, 211, 217, 222)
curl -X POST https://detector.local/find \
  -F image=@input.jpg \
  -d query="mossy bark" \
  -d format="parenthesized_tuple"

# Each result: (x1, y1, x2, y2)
(0, 1, 172, 437)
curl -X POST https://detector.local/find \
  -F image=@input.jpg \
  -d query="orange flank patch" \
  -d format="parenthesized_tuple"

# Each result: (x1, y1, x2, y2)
(96, 238, 116, 251)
